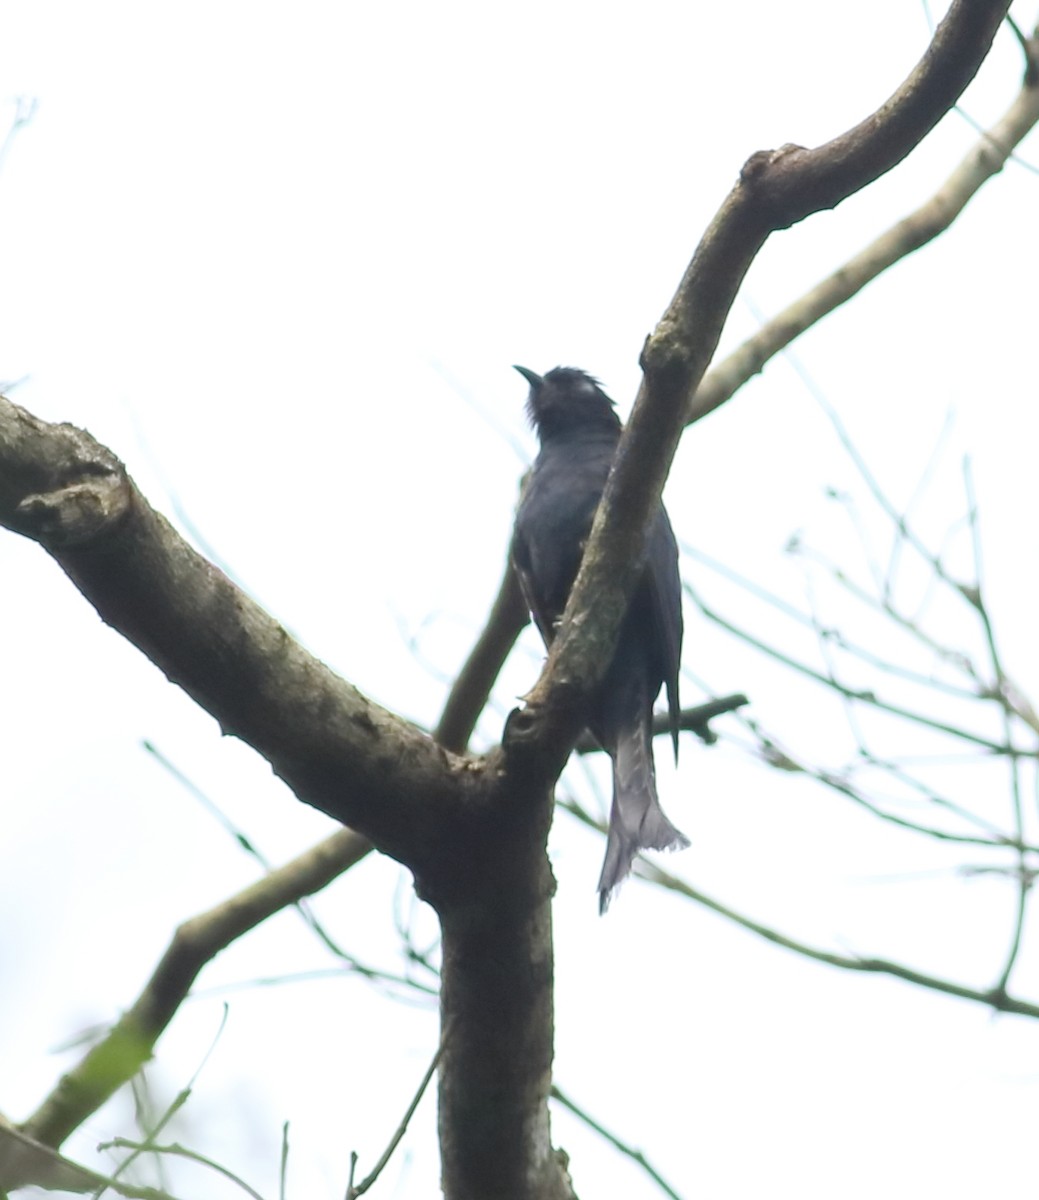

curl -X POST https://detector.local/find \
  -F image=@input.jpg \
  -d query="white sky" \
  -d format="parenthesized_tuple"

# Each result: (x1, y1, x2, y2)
(2, 2, 1038, 1197)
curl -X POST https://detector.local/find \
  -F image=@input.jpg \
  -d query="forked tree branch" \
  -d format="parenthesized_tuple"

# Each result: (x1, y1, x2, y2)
(693, 23, 1039, 420)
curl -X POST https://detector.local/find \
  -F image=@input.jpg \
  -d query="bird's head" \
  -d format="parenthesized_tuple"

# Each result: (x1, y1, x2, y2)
(514, 365, 622, 440)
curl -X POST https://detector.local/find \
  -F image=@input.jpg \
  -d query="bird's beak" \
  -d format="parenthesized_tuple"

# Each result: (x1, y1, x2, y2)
(513, 365, 542, 388)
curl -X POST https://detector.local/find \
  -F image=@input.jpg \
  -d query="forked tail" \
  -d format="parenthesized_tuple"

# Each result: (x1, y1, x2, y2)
(597, 719, 688, 913)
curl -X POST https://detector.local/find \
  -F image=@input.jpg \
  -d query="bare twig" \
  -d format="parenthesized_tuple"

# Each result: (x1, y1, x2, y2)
(684, 577, 1027, 757)
(279, 1123, 289, 1200)
(962, 458, 1033, 992)
(346, 1022, 451, 1199)
(640, 858, 1039, 1017)
(574, 694, 748, 754)
(854, 748, 1035, 849)
(143, 740, 359, 957)
(94, 1006, 228, 1199)
(551, 1086, 684, 1200)
(101, 1139, 267, 1200)
(683, 541, 981, 702)
(0, 95, 37, 176)
(767, 738, 1037, 853)
(1008, 15, 1039, 85)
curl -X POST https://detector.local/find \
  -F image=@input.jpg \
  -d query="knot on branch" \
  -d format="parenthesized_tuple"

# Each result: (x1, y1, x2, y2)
(502, 703, 552, 772)
(16, 470, 131, 547)
(638, 325, 693, 393)
(0, 399, 133, 547)
(738, 143, 812, 228)
(740, 143, 807, 186)
(501, 684, 584, 787)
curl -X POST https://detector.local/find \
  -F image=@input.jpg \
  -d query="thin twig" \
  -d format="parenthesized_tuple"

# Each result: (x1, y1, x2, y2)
(800, 757, 1029, 851)
(94, 1007, 229, 1198)
(0, 95, 37, 176)
(551, 1086, 684, 1200)
(188, 965, 437, 1004)
(963, 458, 1033, 992)
(856, 750, 1034, 848)
(101, 1140, 267, 1200)
(346, 1022, 451, 1199)
(279, 1122, 289, 1200)
(885, 408, 958, 593)
(639, 861, 1039, 1019)
(143, 740, 360, 962)
(809, 382, 982, 617)
(574, 694, 749, 753)
(684, 542, 981, 701)
(685, 579, 1025, 756)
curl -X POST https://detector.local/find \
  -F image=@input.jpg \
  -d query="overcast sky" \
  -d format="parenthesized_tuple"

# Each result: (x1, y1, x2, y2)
(2, 3, 1038, 1198)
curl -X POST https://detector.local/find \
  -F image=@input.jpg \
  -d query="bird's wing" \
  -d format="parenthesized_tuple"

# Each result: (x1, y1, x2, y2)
(510, 531, 558, 647)
(512, 446, 607, 646)
(647, 507, 683, 761)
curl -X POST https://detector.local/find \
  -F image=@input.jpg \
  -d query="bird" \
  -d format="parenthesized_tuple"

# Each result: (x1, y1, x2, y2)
(510, 365, 688, 911)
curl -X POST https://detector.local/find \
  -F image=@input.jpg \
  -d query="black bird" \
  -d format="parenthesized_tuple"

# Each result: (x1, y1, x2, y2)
(511, 365, 688, 911)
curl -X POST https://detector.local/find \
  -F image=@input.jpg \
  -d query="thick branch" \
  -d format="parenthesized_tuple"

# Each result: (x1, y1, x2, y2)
(438, 852, 571, 1200)
(0, 397, 475, 875)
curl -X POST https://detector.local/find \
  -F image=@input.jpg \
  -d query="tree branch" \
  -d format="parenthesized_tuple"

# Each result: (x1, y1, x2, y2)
(347, 1024, 449, 1199)
(574, 695, 749, 753)
(19, 829, 370, 1148)
(639, 860, 1039, 1020)
(694, 23, 1039, 418)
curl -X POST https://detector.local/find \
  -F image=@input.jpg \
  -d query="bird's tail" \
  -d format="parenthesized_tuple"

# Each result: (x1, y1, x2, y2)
(597, 719, 689, 913)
